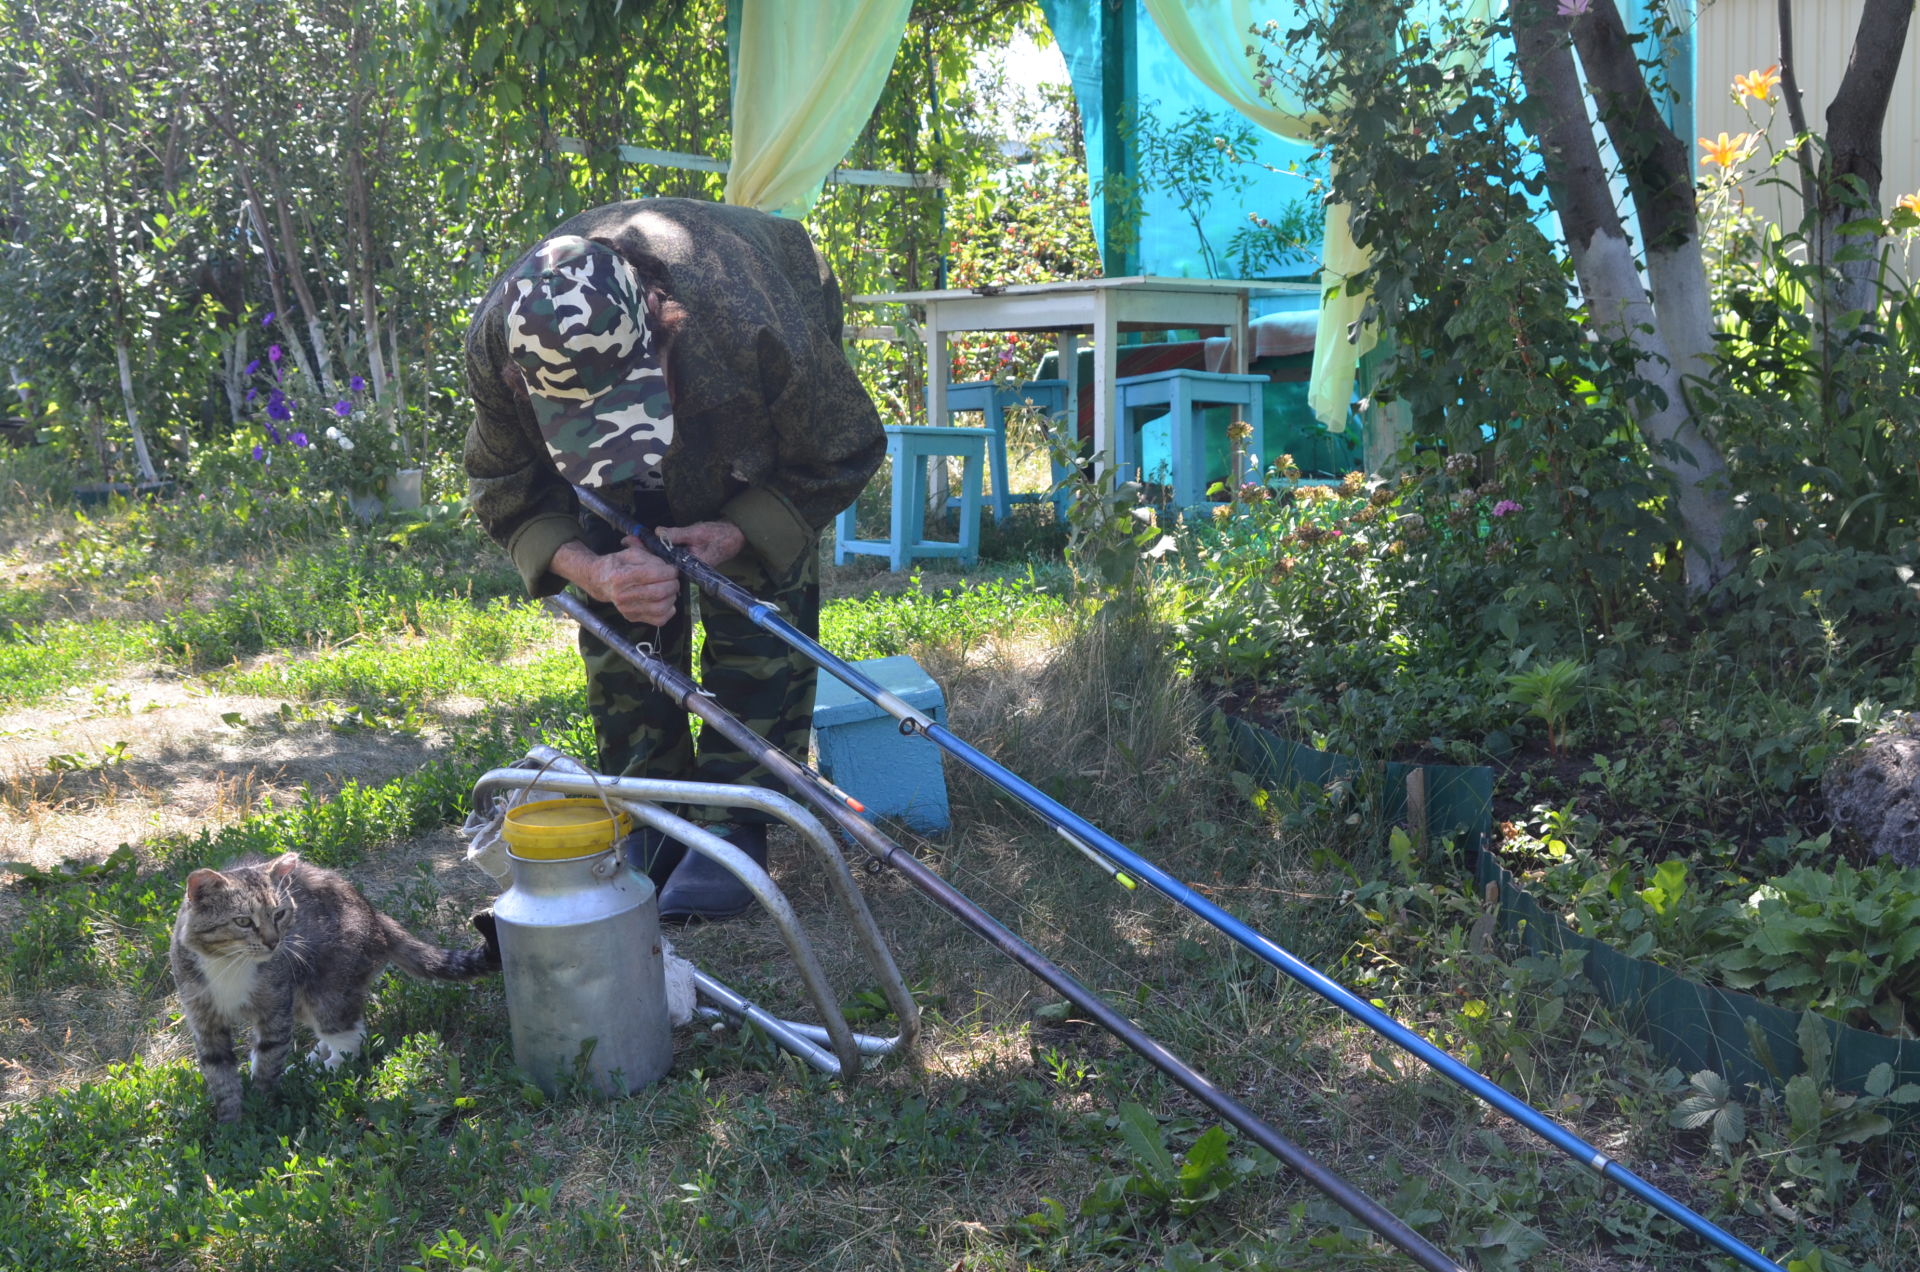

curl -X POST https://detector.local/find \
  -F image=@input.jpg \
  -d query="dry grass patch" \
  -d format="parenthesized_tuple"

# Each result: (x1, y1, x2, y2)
(0, 673, 450, 875)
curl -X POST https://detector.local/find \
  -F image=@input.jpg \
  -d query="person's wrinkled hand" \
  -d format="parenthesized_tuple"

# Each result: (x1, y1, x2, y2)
(658, 520, 745, 569)
(581, 539, 681, 625)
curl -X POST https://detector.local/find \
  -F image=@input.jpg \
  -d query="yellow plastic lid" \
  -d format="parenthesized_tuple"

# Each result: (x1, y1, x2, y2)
(502, 798, 632, 860)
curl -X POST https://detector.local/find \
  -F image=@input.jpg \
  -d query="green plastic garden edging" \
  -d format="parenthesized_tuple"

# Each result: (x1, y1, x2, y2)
(1221, 712, 1920, 1094)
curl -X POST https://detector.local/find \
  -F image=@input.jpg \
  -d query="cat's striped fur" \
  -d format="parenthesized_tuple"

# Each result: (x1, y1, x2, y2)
(169, 853, 498, 1122)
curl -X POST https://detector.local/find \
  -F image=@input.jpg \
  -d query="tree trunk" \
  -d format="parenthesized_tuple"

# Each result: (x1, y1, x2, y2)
(95, 120, 157, 484)
(386, 317, 409, 461)
(263, 170, 335, 393)
(239, 178, 322, 393)
(1569, 0, 1716, 391)
(1776, 0, 1819, 211)
(346, 146, 389, 404)
(1810, 0, 1915, 324)
(114, 336, 159, 483)
(223, 327, 247, 424)
(1514, 0, 1730, 592)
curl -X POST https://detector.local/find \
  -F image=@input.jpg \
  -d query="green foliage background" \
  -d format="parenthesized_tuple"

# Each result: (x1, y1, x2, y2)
(0, 0, 1078, 490)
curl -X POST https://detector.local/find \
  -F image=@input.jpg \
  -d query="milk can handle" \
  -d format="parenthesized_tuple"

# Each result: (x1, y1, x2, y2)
(518, 751, 629, 872)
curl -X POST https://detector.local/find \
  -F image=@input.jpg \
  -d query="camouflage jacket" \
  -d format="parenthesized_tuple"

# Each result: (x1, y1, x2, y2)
(464, 199, 885, 595)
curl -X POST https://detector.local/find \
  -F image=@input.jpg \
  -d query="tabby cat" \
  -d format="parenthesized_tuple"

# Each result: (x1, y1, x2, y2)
(169, 853, 499, 1122)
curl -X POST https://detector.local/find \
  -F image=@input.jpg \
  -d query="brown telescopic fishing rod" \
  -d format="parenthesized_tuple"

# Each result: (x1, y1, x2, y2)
(570, 486, 1784, 1272)
(544, 590, 1466, 1272)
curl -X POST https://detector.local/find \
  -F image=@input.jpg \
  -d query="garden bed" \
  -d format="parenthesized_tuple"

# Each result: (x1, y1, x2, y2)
(1222, 712, 1920, 1096)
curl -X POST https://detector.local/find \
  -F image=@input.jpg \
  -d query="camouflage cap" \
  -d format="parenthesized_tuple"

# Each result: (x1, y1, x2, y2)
(505, 236, 673, 491)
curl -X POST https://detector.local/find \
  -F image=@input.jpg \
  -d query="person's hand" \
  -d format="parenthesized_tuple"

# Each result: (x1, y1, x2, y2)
(552, 539, 680, 625)
(658, 520, 745, 569)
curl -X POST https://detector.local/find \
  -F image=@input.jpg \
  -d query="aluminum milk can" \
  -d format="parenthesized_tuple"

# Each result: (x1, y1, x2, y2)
(493, 803, 673, 1096)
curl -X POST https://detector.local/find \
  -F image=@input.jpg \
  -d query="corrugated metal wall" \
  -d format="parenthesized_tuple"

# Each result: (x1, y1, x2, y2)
(1695, 0, 1920, 276)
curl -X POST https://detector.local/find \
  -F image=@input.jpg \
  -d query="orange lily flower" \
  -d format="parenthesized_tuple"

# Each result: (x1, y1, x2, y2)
(1733, 64, 1781, 103)
(1699, 131, 1753, 168)
(1895, 193, 1920, 216)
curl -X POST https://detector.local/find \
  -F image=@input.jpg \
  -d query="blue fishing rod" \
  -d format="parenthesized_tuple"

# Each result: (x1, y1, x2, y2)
(573, 482, 1783, 1272)
(546, 588, 1467, 1272)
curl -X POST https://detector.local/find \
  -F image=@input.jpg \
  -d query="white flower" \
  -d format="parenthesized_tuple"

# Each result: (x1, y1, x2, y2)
(326, 426, 342, 440)
(338, 437, 355, 452)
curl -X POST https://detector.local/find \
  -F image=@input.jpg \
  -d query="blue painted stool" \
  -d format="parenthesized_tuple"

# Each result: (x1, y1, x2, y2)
(835, 425, 988, 572)
(943, 379, 1070, 522)
(811, 655, 950, 833)
(1113, 369, 1266, 508)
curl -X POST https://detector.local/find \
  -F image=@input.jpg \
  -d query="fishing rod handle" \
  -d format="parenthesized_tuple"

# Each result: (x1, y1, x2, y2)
(571, 483, 764, 614)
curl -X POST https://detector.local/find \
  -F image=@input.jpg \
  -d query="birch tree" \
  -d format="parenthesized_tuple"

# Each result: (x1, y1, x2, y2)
(1286, 0, 1914, 601)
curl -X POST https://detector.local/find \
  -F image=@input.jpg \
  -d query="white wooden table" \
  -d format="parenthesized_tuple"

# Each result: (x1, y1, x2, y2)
(853, 276, 1316, 471)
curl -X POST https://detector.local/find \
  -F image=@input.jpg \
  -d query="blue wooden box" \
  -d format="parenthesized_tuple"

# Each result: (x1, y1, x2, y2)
(810, 655, 950, 834)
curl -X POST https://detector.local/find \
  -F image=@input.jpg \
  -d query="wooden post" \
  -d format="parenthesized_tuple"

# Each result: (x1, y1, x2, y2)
(1405, 768, 1428, 858)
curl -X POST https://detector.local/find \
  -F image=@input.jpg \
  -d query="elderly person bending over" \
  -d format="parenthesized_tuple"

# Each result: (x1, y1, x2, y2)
(464, 198, 884, 921)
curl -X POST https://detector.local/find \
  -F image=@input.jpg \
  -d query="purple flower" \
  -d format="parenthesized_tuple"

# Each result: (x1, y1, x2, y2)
(262, 311, 275, 326)
(265, 422, 282, 443)
(266, 398, 293, 423)
(268, 344, 283, 364)
(252, 445, 265, 462)
(290, 431, 309, 448)
(1491, 499, 1523, 518)
(333, 400, 352, 417)
(349, 375, 366, 393)
(245, 359, 260, 376)
(245, 387, 258, 403)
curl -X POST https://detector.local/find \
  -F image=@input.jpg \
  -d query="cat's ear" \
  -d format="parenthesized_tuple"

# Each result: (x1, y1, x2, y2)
(185, 869, 225, 905)
(268, 853, 300, 881)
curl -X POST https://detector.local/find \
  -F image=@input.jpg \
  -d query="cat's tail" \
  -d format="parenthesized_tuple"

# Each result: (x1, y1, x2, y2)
(382, 914, 502, 981)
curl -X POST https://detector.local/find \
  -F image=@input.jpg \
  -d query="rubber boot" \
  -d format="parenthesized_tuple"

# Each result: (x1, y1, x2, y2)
(618, 826, 685, 890)
(657, 824, 768, 923)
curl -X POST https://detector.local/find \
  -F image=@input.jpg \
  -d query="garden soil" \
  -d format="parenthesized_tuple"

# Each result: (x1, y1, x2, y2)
(0, 666, 484, 923)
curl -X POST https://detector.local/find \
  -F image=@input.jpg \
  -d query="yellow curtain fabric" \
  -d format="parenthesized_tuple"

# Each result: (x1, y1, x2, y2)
(1142, 0, 1489, 429)
(1308, 196, 1376, 430)
(725, 0, 914, 218)
(1140, 0, 1366, 428)
(1139, 0, 1329, 132)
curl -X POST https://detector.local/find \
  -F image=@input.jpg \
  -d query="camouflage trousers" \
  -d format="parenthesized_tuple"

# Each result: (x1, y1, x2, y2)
(576, 540, 819, 826)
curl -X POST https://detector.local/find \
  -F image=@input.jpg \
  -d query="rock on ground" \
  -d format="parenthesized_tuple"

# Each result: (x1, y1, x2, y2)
(1823, 714, 1920, 866)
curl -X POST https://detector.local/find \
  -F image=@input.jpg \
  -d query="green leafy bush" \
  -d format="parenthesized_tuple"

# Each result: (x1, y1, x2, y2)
(1514, 823, 1920, 1037)
(1173, 468, 1421, 680)
(1671, 1011, 1920, 1225)
(1708, 863, 1920, 1035)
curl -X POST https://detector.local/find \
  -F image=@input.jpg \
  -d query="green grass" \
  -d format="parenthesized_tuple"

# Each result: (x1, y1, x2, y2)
(821, 570, 1069, 660)
(4, 493, 1916, 1272)
(0, 1033, 1113, 1272)
(0, 618, 157, 707)
(218, 597, 573, 708)
(155, 547, 524, 670)
(210, 573, 1071, 714)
